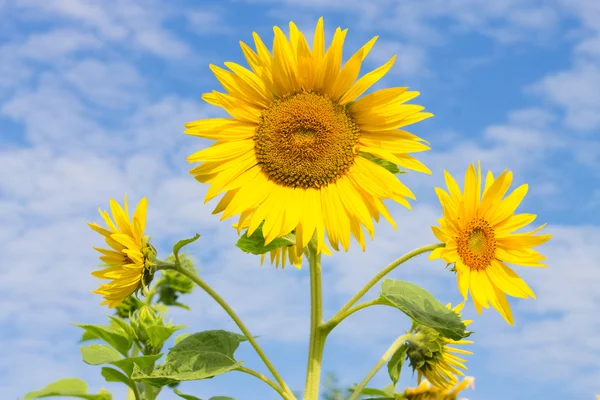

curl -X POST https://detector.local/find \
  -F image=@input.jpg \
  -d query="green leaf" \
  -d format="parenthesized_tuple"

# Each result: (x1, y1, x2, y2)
(358, 388, 392, 396)
(174, 333, 192, 345)
(111, 354, 163, 377)
(132, 330, 245, 387)
(387, 343, 408, 386)
(173, 234, 201, 264)
(236, 223, 295, 255)
(146, 325, 184, 349)
(108, 316, 138, 341)
(74, 324, 132, 355)
(359, 152, 405, 175)
(173, 389, 202, 400)
(380, 279, 469, 341)
(23, 378, 112, 400)
(209, 397, 235, 400)
(101, 367, 132, 389)
(80, 345, 123, 365)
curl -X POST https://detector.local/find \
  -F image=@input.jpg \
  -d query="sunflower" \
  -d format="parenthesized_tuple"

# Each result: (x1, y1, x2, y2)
(185, 17, 432, 256)
(88, 196, 154, 308)
(407, 303, 473, 389)
(430, 162, 551, 325)
(404, 376, 475, 400)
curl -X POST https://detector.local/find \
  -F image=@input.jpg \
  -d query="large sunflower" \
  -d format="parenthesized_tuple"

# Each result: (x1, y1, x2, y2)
(430, 162, 551, 325)
(185, 17, 432, 255)
(88, 196, 154, 308)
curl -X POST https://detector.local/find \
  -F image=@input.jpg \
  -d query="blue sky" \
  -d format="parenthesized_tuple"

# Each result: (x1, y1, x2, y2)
(1, 0, 600, 399)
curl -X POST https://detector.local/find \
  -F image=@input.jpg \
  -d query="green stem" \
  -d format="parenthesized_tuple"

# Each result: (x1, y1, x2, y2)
(303, 239, 326, 400)
(129, 344, 143, 400)
(330, 243, 444, 324)
(160, 261, 294, 399)
(237, 366, 293, 400)
(348, 334, 411, 400)
(322, 298, 381, 334)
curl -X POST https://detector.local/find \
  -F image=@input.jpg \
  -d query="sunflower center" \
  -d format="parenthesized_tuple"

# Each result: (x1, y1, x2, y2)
(254, 91, 360, 189)
(456, 218, 496, 271)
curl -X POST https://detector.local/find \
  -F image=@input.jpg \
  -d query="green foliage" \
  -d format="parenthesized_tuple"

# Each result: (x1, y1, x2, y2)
(155, 255, 196, 310)
(174, 333, 193, 345)
(24, 378, 112, 400)
(359, 152, 405, 175)
(80, 344, 123, 365)
(235, 223, 295, 255)
(379, 279, 470, 341)
(132, 330, 246, 387)
(172, 234, 201, 265)
(173, 389, 235, 400)
(111, 354, 163, 376)
(146, 325, 184, 349)
(387, 343, 408, 387)
(100, 367, 133, 389)
(113, 296, 144, 319)
(74, 323, 132, 356)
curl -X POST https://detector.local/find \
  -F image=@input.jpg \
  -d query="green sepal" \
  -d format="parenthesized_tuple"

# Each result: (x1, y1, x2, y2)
(23, 378, 112, 400)
(379, 279, 470, 341)
(359, 152, 405, 175)
(131, 330, 246, 387)
(236, 223, 295, 255)
(387, 343, 408, 386)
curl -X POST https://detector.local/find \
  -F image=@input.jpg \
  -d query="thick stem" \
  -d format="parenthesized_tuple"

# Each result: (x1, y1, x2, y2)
(237, 366, 294, 400)
(129, 344, 143, 400)
(303, 239, 325, 400)
(348, 334, 412, 400)
(163, 262, 294, 399)
(330, 243, 444, 323)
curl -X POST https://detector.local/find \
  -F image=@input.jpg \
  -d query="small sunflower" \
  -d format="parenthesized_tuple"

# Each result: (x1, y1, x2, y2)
(88, 196, 155, 308)
(430, 162, 551, 325)
(186, 17, 432, 256)
(404, 376, 475, 400)
(407, 303, 473, 389)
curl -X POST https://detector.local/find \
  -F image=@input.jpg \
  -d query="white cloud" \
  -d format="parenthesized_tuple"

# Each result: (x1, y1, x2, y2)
(15, 0, 190, 58)
(64, 59, 144, 107)
(527, 61, 600, 131)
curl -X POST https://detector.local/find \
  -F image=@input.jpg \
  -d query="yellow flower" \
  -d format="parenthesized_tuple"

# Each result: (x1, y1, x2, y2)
(88, 196, 154, 308)
(407, 303, 473, 389)
(430, 162, 551, 325)
(186, 17, 432, 256)
(404, 376, 475, 400)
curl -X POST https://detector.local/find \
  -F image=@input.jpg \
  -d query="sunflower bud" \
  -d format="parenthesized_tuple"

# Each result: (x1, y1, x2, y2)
(114, 296, 144, 319)
(130, 305, 164, 343)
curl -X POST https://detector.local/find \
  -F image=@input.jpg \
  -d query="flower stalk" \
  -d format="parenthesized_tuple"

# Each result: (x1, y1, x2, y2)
(303, 237, 326, 400)
(157, 260, 294, 400)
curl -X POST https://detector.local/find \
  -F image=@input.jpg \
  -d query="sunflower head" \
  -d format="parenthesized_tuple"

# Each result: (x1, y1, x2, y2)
(404, 377, 475, 400)
(88, 196, 155, 308)
(429, 161, 551, 325)
(186, 17, 433, 257)
(406, 303, 473, 389)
